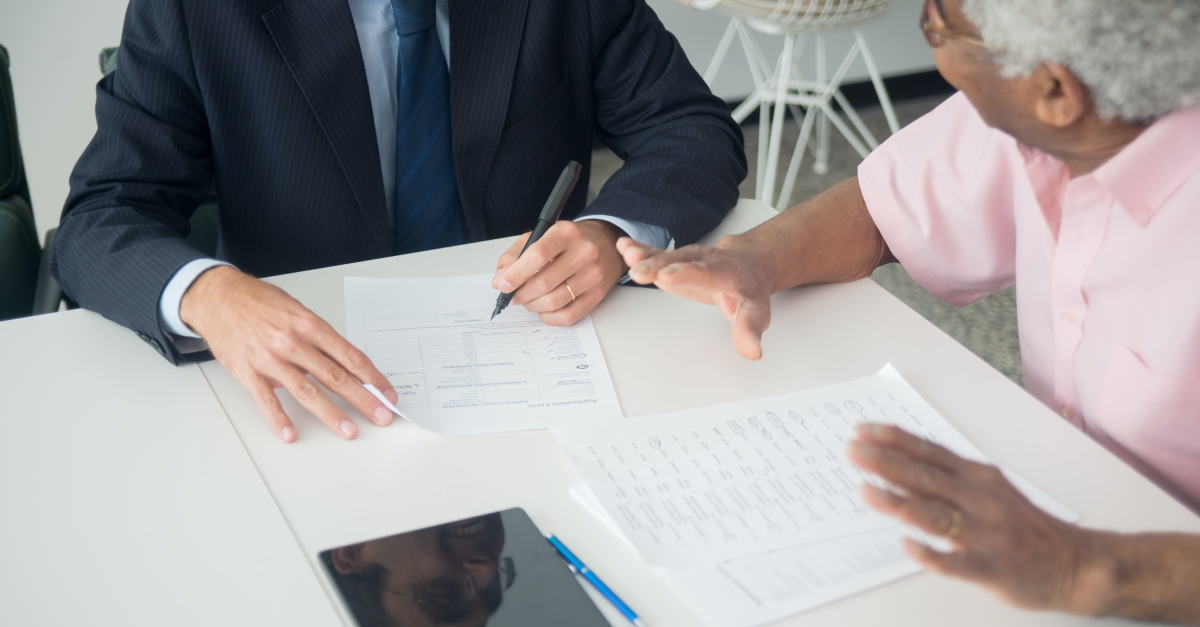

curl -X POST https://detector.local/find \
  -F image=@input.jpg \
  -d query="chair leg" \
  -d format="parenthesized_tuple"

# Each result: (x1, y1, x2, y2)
(766, 27, 902, 208)
(776, 34, 869, 208)
(737, 20, 775, 84)
(728, 18, 770, 125)
(856, 28, 900, 134)
(730, 91, 763, 124)
(762, 34, 796, 207)
(775, 101, 819, 212)
(818, 102, 871, 158)
(832, 89, 879, 150)
(813, 34, 830, 175)
(784, 38, 818, 164)
(756, 93, 771, 202)
(703, 19, 739, 87)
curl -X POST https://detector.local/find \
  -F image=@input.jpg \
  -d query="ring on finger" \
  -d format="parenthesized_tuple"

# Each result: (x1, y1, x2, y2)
(944, 508, 963, 539)
(565, 283, 576, 301)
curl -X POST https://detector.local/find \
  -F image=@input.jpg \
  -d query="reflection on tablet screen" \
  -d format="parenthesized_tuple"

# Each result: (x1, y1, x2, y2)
(319, 508, 609, 627)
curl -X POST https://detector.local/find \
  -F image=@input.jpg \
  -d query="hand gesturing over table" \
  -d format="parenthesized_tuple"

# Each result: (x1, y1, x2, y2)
(181, 266, 399, 443)
(618, 177, 893, 361)
(618, 234, 776, 360)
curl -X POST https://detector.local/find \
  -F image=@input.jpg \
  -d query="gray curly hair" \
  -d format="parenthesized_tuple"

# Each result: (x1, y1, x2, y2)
(960, 0, 1200, 122)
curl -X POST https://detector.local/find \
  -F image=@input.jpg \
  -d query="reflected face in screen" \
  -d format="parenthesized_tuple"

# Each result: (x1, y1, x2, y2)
(329, 513, 507, 627)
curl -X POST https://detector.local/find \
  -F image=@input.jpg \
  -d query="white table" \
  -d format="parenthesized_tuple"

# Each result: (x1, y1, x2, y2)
(0, 309, 340, 625)
(194, 199, 1200, 627)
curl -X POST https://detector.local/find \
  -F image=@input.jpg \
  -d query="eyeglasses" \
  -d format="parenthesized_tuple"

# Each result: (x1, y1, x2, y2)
(920, 0, 988, 49)
(374, 572, 479, 608)
(362, 556, 517, 609)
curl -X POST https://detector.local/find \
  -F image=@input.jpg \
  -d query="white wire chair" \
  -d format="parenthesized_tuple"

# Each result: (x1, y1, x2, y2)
(676, 0, 904, 210)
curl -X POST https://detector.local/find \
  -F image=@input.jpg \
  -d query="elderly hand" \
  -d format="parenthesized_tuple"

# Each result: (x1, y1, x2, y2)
(182, 266, 398, 443)
(846, 423, 1114, 615)
(492, 220, 628, 326)
(617, 235, 775, 360)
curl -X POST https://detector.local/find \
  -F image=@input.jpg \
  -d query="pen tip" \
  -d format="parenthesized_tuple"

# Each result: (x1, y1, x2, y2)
(490, 308, 499, 320)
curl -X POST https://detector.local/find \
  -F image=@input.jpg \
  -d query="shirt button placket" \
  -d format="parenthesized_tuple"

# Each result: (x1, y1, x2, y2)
(1050, 181, 1110, 429)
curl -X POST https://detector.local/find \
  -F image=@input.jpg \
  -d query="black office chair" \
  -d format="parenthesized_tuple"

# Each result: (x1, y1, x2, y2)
(0, 44, 64, 320)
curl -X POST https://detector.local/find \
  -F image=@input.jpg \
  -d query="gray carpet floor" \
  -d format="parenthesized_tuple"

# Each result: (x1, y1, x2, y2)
(590, 94, 1024, 385)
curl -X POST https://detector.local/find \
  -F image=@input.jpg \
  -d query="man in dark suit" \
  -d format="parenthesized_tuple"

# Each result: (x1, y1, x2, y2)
(53, 0, 745, 442)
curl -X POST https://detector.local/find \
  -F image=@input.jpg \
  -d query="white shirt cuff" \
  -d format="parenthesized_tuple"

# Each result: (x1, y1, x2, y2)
(579, 214, 672, 250)
(578, 215, 673, 286)
(159, 259, 235, 338)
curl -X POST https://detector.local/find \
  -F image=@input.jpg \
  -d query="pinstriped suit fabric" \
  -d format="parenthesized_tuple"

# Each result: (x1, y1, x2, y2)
(53, 0, 746, 364)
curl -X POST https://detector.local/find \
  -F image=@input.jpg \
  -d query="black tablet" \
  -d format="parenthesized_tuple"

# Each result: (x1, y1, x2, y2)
(318, 507, 611, 627)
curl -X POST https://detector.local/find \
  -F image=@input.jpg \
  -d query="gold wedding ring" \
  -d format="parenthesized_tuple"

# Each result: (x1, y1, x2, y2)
(945, 509, 963, 539)
(565, 283, 576, 301)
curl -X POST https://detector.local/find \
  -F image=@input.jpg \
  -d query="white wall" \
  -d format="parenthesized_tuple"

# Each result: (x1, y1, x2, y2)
(0, 0, 934, 239)
(0, 0, 129, 239)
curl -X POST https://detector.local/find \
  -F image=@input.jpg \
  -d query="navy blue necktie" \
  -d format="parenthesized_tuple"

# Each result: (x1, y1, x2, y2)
(392, 0, 464, 254)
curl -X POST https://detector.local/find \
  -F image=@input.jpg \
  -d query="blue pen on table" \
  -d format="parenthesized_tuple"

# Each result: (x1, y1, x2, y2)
(547, 534, 646, 627)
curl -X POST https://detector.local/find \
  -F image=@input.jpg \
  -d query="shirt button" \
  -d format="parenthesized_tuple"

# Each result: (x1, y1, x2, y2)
(1061, 405, 1073, 419)
(1061, 312, 1076, 326)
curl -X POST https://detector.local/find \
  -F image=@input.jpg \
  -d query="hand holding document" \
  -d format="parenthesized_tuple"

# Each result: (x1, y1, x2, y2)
(551, 365, 1074, 567)
(345, 274, 623, 434)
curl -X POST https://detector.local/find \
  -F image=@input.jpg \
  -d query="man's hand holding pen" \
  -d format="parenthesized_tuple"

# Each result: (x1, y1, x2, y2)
(490, 161, 629, 326)
(491, 220, 630, 326)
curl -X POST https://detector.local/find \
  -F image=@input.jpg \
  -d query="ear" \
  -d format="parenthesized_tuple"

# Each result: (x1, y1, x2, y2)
(1032, 62, 1090, 127)
(330, 544, 366, 575)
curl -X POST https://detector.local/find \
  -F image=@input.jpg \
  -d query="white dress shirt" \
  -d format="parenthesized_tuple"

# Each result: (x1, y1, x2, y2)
(159, 0, 669, 339)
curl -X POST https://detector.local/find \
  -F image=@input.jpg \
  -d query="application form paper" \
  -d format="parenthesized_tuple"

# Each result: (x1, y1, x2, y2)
(345, 275, 623, 434)
(551, 365, 1076, 568)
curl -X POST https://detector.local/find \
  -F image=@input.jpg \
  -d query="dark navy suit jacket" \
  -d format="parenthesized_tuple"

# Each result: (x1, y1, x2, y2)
(53, 0, 746, 364)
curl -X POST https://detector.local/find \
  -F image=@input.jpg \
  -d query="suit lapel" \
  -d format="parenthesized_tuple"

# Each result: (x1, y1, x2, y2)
(263, 0, 393, 255)
(449, 0, 530, 242)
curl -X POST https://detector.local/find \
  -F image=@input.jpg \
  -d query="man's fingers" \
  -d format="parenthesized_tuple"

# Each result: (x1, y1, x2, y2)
(510, 234, 598, 306)
(847, 439, 965, 502)
(538, 283, 607, 327)
(495, 222, 575, 293)
(856, 423, 981, 476)
(294, 347, 393, 428)
(310, 322, 398, 406)
(272, 364, 358, 440)
(862, 484, 967, 547)
(521, 264, 603, 313)
(247, 375, 298, 443)
(492, 232, 531, 288)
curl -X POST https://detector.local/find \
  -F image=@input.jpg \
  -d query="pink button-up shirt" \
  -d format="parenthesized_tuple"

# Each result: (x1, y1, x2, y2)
(859, 93, 1200, 510)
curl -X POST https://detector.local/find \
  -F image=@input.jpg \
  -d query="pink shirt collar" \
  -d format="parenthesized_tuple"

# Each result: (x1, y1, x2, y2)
(1091, 106, 1200, 227)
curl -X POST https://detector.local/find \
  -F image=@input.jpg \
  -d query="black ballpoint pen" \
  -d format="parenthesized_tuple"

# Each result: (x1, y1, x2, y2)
(491, 160, 583, 320)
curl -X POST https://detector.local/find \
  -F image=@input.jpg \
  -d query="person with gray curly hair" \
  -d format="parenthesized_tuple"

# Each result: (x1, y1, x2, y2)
(963, 0, 1200, 122)
(618, 0, 1200, 622)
